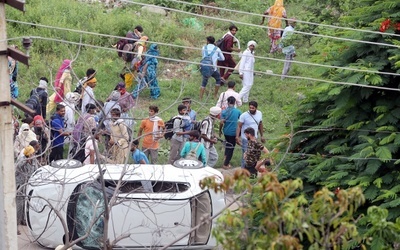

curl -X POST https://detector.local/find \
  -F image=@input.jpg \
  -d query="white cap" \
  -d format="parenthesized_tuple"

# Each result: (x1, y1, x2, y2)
(38, 79, 48, 89)
(210, 106, 222, 116)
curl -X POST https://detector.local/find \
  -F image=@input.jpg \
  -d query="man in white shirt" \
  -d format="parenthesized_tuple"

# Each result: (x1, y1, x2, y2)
(200, 36, 225, 100)
(81, 78, 97, 114)
(236, 101, 265, 168)
(280, 19, 296, 80)
(215, 80, 242, 110)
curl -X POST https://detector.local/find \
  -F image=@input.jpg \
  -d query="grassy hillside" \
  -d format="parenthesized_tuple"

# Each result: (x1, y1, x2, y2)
(6, 0, 317, 166)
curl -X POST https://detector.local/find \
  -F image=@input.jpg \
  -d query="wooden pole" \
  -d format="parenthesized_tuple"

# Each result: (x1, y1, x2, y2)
(0, 2, 19, 249)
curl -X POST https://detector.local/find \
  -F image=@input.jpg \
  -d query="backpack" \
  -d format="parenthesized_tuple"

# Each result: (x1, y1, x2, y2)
(200, 46, 218, 78)
(186, 142, 201, 161)
(72, 137, 90, 163)
(195, 118, 211, 136)
(72, 144, 88, 163)
(164, 116, 182, 140)
(216, 37, 225, 51)
(121, 43, 135, 62)
(25, 89, 40, 116)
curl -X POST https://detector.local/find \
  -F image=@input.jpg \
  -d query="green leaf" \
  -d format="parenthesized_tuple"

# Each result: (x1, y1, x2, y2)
(365, 160, 381, 175)
(376, 146, 392, 162)
(373, 178, 382, 188)
(379, 133, 397, 145)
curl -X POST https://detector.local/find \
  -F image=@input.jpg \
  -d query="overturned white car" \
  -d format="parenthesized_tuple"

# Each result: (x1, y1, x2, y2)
(25, 159, 225, 249)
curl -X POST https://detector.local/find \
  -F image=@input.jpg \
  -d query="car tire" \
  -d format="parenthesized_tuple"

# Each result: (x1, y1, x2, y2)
(173, 159, 203, 169)
(51, 159, 83, 169)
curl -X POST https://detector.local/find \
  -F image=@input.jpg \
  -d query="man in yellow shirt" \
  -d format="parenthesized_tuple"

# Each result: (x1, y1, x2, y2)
(137, 105, 165, 164)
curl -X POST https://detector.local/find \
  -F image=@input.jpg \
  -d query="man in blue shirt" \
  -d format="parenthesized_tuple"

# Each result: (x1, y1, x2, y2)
(130, 140, 149, 164)
(219, 96, 241, 169)
(49, 104, 70, 162)
(182, 97, 196, 129)
(200, 36, 225, 100)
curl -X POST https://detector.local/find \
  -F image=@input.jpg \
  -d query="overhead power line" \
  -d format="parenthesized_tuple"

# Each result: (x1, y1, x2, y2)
(5, 20, 400, 77)
(12, 35, 400, 93)
(120, 0, 400, 48)
(163, 0, 400, 38)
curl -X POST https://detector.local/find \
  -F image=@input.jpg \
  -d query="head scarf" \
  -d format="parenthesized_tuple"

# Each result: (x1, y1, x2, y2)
(18, 123, 37, 143)
(268, 0, 285, 29)
(33, 115, 45, 127)
(23, 145, 35, 157)
(54, 59, 71, 88)
(144, 44, 159, 65)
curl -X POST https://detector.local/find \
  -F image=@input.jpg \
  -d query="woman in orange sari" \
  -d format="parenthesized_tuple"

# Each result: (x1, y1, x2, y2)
(260, 0, 288, 53)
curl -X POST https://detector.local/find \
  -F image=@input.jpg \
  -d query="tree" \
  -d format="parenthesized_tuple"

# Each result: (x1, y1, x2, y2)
(201, 170, 400, 249)
(280, 0, 400, 225)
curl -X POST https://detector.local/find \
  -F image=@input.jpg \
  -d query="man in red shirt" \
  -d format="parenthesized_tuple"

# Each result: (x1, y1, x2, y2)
(137, 105, 165, 164)
(218, 25, 241, 83)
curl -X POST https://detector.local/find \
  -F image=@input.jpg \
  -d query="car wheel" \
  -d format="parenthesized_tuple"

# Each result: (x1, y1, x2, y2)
(173, 159, 203, 169)
(51, 159, 83, 169)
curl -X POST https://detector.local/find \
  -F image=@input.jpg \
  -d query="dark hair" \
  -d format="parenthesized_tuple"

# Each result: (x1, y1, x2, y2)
(188, 130, 200, 139)
(227, 81, 236, 88)
(244, 127, 255, 136)
(56, 104, 65, 111)
(22, 117, 33, 124)
(29, 140, 39, 147)
(206, 36, 215, 44)
(96, 100, 104, 108)
(85, 103, 96, 112)
(110, 108, 121, 117)
(249, 101, 258, 108)
(182, 97, 191, 103)
(86, 68, 96, 77)
(149, 105, 159, 113)
(178, 104, 187, 112)
(227, 96, 236, 105)
(229, 24, 238, 31)
(39, 77, 48, 83)
(134, 25, 143, 33)
(132, 140, 139, 146)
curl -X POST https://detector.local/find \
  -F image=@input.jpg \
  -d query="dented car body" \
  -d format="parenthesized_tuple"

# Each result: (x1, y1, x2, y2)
(26, 159, 225, 249)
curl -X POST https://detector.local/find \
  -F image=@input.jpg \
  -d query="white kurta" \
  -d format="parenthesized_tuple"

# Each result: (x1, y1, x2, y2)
(238, 48, 255, 103)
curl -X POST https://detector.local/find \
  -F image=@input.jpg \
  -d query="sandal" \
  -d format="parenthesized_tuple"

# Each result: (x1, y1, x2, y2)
(222, 165, 231, 170)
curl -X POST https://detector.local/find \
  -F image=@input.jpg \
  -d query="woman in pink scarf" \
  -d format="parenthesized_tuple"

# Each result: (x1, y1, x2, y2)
(46, 59, 72, 115)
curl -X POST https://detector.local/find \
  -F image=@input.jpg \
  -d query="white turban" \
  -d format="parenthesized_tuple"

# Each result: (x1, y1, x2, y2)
(247, 40, 257, 48)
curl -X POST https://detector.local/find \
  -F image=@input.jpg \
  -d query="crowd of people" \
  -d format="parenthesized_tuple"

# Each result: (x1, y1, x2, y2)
(10, 14, 296, 232)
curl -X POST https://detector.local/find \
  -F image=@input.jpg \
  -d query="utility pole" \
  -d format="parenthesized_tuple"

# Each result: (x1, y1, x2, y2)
(0, 1, 27, 249)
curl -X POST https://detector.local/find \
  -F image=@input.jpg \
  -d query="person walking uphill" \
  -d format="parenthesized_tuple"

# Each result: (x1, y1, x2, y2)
(238, 41, 257, 103)
(218, 25, 241, 83)
(200, 36, 225, 100)
(280, 19, 297, 80)
(47, 59, 73, 116)
(260, 0, 288, 54)
(133, 44, 161, 100)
